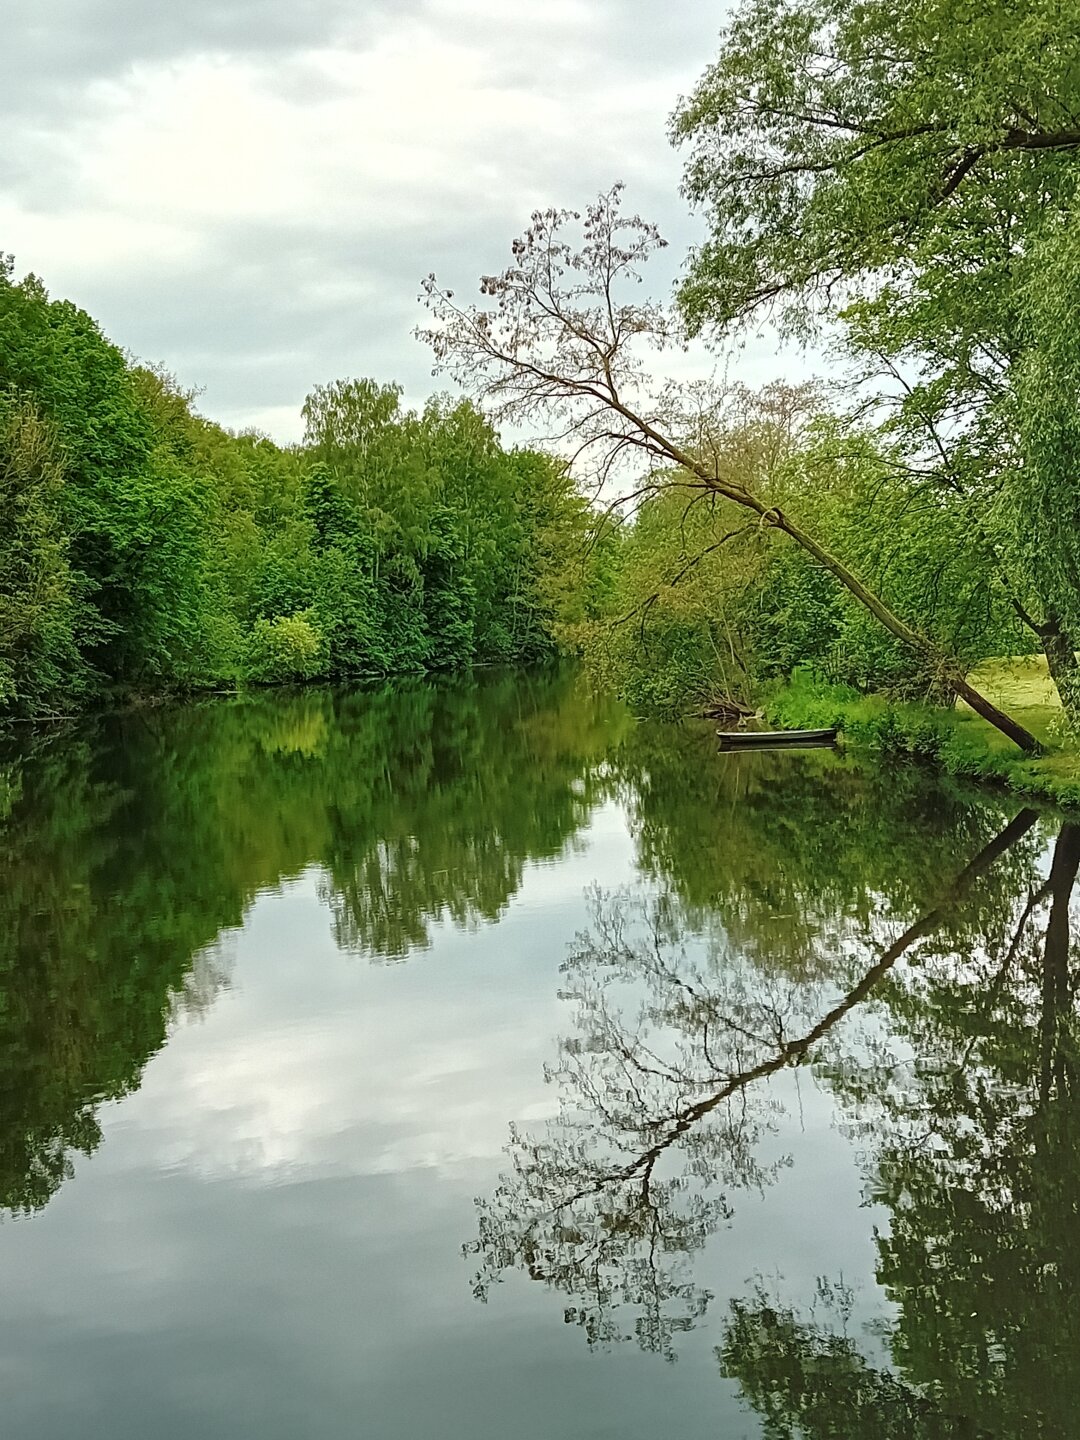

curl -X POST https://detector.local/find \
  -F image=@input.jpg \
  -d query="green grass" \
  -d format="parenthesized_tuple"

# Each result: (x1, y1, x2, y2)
(765, 660, 1080, 809)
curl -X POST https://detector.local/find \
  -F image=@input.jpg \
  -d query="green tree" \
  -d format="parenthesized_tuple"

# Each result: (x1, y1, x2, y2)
(0, 258, 209, 690)
(0, 398, 79, 713)
(673, 0, 1080, 715)
(420, 190, 1041, 751)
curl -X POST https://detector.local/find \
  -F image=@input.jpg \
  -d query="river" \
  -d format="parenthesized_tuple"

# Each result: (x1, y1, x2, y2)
(0, 667, 1074, 1438)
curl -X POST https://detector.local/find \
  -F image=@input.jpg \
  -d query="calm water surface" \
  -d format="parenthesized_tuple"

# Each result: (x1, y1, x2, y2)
(0, 669, 1075, 1438)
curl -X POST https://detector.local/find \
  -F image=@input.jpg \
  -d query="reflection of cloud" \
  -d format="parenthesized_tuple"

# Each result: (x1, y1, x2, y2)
(0, 794, 891, 1440)
(0, 0, 811, 443)
(149, 1011, 535, 1182)
(110, 815, 639, 1186)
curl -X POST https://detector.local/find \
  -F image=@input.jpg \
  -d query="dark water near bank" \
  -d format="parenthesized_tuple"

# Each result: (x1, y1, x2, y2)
(1, 668, 1076, 1439)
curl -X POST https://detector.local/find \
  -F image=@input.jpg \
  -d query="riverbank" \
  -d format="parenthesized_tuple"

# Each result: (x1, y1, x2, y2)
(764, 658, 1080, 808)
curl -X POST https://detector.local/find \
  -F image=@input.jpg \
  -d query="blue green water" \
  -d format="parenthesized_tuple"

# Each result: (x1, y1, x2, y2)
(0, 669, 1074, 1437)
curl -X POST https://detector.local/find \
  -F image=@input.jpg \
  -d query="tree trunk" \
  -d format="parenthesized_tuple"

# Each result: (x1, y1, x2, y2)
(1041, 611, 1080, 728)
(951, 673, 1046, 754)
(605, 398, 1044, 755)
(765, 505, 1043, 755)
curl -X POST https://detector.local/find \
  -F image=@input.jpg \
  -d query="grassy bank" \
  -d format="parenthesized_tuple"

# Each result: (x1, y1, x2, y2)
(764, 658, 1080, 808)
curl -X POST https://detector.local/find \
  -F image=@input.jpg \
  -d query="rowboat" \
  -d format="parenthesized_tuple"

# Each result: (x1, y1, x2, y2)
(716, 727, 838, 751)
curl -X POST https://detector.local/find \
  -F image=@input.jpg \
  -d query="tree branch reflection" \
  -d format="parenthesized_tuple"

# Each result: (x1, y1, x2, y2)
(712, 817, 1080, 1437)
(469, 809, 1040, 1356)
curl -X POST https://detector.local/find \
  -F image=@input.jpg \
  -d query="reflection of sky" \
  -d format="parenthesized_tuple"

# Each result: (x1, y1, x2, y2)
(0, 799, 890, 1440)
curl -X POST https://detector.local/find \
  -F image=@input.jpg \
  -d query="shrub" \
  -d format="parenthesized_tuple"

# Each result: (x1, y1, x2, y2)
(245, 610, 324, 684)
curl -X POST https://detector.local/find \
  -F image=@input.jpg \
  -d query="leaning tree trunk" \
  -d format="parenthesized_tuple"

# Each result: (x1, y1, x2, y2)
(602, 399, 1044, 755)
(763, 505, 1043, 755)
(1041, 611, 1080, 729)
(1039, 823, 1080, 1107)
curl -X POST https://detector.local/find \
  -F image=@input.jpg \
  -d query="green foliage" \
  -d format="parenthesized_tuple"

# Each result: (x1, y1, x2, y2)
(1014, 193, 1080, 646)
(577, 487, 761, 716)
(0, 259, 592, 718)
(579, 412, 1030, 716)
(0, 257, 211, 688)
(756, 425, 1031, 695)
(245, 610, 324, 684)
(672, 0, 1080, 720)
(674, 0, 1080, 340)
(766, 668, 1080, 807)
(0, 397, 79, 713)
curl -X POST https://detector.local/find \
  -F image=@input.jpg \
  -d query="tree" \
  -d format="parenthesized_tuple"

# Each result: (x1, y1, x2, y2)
(418, 189, 1041, 752)
(0, 398, 79, 714)
(672, 0, 1080, 717)
(0, 257, 210, 689)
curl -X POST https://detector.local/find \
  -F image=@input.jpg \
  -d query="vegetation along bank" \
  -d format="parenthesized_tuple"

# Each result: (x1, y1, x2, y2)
(6, 0, 1080, 807)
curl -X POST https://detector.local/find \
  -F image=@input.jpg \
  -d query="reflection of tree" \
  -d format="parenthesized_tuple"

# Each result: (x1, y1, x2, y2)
(822, 822, 1080, 1439)
(0, 736, 205, 1214)
(317, 671, 623, 956)
(615, 720, 1035, 980)
(472, 891, 792, 1357)
(720, 1283, 968, 1440)
(470, 808, 1037, 1357)
(718, 820, 1080, 1439)
(0, 668, 620, 1214)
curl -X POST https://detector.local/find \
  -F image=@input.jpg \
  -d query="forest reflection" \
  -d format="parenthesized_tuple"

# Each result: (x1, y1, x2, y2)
(4, 673, 1079, 1438)
(0, 668, 623, 1214)
(472, 790, 1080, 1435)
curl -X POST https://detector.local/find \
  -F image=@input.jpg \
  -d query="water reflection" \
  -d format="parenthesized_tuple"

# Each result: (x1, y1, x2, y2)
(473, 788, 1080, 1434)
(0, 668, 623, 1214)
(3, 674, 1079, 1439)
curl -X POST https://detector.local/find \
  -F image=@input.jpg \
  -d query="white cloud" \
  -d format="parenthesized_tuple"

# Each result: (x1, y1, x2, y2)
(1, 2, 746, 441)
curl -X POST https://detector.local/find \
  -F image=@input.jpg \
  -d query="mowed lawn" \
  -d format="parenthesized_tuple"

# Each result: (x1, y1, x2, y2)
(960, 656, 1080, 800)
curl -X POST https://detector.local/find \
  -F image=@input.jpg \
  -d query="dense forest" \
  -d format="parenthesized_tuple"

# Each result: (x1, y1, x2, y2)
(0, 255, 604, 718)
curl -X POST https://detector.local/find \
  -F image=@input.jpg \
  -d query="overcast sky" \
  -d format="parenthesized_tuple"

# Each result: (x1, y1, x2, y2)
(0, 1, 777, 442)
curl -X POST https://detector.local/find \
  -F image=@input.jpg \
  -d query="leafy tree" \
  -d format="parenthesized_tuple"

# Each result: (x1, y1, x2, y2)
(673, 0, 1080, 715)
(419, 190, 1041, 751)
(0, 258, 208, 688)
(0, 398, 79, 713)
(0, 256, 586, 717)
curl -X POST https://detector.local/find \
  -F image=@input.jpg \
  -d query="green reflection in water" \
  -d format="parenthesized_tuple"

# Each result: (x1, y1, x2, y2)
(2, 673, 1077, 1438)
(474, 719, 1079, 1436)
(0, 667, 625, 1215)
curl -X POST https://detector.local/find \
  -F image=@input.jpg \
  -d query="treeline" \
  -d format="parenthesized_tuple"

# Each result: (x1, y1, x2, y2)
(0, 255, 599, 718)
(575, 387, 1033, 717)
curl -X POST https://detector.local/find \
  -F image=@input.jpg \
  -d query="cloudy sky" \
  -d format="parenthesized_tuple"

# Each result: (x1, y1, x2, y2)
(2, 1, 753, 442)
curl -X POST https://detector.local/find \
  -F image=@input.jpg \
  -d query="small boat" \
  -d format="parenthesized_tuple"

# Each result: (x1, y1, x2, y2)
(716, 727, 838, 751)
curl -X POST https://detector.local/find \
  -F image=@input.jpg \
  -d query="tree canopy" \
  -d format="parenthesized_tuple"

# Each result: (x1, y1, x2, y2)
(0, 258, 597, 718)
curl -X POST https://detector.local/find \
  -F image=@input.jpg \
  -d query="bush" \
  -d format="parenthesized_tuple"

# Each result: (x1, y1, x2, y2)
(245, 611, 324, 684)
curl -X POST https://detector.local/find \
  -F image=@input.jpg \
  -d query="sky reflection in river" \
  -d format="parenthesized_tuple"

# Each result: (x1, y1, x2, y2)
(0, 670, 1074, 1438)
